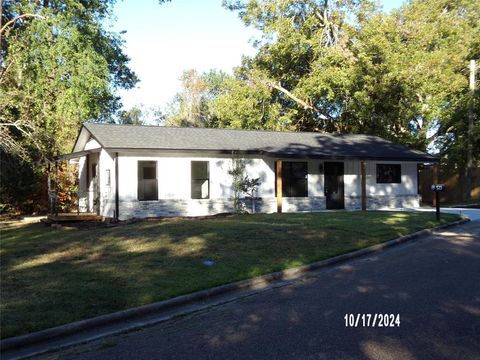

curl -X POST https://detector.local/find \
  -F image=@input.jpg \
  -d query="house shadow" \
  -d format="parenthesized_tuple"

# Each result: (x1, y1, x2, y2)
(255, 133, 433, 162)
(2, 215, 478, 359)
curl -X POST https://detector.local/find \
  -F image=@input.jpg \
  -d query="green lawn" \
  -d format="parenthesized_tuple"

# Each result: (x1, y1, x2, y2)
(0, 211, 460, 339)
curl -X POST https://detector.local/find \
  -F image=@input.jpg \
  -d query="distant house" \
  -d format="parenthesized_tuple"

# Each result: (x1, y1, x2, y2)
(58, 123, 436, 220)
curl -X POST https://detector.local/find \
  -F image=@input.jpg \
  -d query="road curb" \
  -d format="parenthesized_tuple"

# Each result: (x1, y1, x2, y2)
(1, 217, 470, 353)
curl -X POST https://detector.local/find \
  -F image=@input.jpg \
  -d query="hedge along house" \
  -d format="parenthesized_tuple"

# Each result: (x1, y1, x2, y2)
(56, 123, 437, 220)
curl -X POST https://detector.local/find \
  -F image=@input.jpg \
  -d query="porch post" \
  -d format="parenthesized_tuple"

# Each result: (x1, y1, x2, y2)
(361, 160, 367, 211)
(77, 161, 80, 215)
(276, 160, 282, 213)
(115, 152, 119, 220)
(47, 162, 52, 214)
(96, 154, 100, 216)
(54, 160, 59, 216)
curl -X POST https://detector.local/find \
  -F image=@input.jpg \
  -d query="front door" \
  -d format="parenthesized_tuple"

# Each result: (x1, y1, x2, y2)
(324, 162, 344, 209)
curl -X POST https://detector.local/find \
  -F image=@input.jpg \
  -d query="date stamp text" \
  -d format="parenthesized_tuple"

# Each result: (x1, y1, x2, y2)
(344, 313, 400, 327)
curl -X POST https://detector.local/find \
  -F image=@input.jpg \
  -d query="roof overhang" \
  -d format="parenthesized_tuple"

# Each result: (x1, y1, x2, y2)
(103, 147, 439, 162)
(72, 124, 105, 153)
(55, 148, 101, 161)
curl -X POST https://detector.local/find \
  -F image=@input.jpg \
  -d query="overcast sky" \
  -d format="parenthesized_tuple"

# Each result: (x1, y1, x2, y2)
(110, 0, 405, 111)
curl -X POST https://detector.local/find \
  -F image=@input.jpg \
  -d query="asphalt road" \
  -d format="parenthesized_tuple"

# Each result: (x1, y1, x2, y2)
(43, 221, 480, 360)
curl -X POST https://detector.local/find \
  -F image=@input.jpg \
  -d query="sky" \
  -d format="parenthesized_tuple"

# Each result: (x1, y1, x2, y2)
(110, 0, 406, 111)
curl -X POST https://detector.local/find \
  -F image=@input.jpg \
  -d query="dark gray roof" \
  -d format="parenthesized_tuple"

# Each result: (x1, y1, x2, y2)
(81, 123, 437, 162)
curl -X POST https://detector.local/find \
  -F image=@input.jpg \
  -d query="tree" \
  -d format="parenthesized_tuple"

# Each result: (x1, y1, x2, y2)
(222, 0, 378, 132)
(165, 69, 230, 128)
(210, 73, 286, 130)
(0, 0, 138, 212)
(228, 158, 261, 213)
(220, 0, 479, 159)
(118, 106, 145, 125)
(117, 105, 167, 126)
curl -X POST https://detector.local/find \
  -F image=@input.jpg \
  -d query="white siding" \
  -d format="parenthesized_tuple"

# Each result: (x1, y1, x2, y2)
(366, 161, 417, 196)
(84, 137, 101, 150)
(117, 154, 275, 201)
(78, 156, 88, 212)
(99, 149, 115, 217)
(77, 149, 421, 218)
(344, 160, 361, 197)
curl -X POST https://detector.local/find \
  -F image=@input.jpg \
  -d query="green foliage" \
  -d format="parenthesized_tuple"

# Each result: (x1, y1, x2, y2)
(117, 105, 166, 126)
(0, 0, 138, 212)
(0, 153, 44, 213)
(214, 0, 479, 161)
(228, 158, 261, 213)
(118, 106, 145, 125)
(165, 69, 231, 128)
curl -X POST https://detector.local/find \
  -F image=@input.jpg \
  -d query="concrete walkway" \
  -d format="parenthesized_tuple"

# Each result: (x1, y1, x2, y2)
(382, 207, 480, 221)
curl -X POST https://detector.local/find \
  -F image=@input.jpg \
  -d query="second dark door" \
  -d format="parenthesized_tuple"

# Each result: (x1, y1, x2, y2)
(324, 162, 344, 209)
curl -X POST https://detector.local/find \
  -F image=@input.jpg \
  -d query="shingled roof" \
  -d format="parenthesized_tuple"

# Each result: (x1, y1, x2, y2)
(71, 123, 437, 162)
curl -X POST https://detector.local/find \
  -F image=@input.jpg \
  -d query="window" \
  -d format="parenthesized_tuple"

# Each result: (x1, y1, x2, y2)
(138, 161, 158, 201)
(191, 161, 209, 199)
(276, 161, 308, 197)
(105, 169, 111, 186)
(376, 164, 401, 183)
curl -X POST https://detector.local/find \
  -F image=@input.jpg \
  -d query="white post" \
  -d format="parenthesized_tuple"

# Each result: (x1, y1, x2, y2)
(466, 60, 476, 200)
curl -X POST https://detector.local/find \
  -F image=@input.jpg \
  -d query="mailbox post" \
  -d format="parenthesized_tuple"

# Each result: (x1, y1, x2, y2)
(430, 184, 445, 220)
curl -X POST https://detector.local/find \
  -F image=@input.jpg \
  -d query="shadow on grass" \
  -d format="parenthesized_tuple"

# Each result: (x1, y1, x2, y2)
(0, 211, 460, 339)
(52, 219, 480, 360)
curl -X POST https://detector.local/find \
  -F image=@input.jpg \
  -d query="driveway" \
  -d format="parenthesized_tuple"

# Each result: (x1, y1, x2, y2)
(40, 221, 480, 360)
(411, 208, 480, 221)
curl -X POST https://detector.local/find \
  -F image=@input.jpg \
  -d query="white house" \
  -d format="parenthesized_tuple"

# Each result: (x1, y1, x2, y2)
(58, 123, 437, 220)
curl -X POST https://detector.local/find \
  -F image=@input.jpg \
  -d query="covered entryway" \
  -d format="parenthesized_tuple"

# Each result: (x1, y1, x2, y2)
(324, 162, 344, 209)
(49, 149, 101, 217)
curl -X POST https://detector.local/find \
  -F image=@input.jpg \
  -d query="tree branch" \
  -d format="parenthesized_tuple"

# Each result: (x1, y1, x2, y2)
(263, 79, 330, 120)
(0, 13, 45, 35)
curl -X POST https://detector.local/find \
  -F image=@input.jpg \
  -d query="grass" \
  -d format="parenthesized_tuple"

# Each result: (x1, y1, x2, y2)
(0, 211, 460, 339)
(442, 199, 480, 207)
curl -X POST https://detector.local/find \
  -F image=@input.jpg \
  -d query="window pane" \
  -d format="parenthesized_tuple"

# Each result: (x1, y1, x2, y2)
(191, 180, 209, 199)
(291, 162, 307, 177)
(280, 161, 308, 197)
(291, 179, 307, 197)
(192, 161, 208, 179)
(143, 167, 156, 179)
(138, 161, 158, 201)
(105, 169, 111, 186)
(191, 161, 209, 199)
(201, 180, 209, 198)
(376, 164, 401, 183)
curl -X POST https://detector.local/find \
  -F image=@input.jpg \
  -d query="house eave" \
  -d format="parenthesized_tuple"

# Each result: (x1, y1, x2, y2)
(72, 123, 106, 153)
(55, 148, 101, 161)
(102, 147, 439, 163)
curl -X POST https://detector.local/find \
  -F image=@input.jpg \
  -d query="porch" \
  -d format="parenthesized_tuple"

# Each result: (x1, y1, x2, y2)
(49, 149, 101, 217)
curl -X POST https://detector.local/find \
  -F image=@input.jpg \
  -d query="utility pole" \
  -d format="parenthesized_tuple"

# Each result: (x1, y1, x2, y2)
(466, 60, 477, 201)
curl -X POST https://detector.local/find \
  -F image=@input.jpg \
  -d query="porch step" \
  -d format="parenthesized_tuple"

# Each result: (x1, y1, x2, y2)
(46, 213, 103, 222)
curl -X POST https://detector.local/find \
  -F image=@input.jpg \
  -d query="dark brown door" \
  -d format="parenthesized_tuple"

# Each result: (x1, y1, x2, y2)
(324, 162, 344, 209)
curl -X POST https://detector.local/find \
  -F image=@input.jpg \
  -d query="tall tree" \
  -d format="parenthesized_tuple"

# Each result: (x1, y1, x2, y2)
(219, 0, 479, 158)
(166, 69, 229, 128)
(118, 106, 145, 125)
(0, 0, 137, 211)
